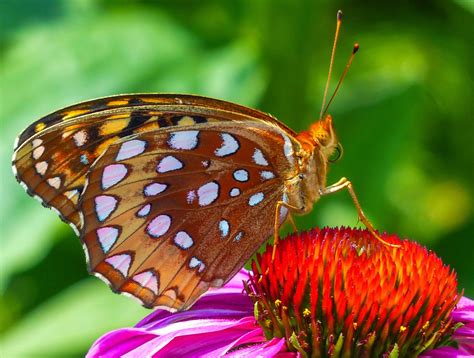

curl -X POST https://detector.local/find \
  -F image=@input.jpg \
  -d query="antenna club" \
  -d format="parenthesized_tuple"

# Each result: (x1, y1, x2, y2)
(353, 43, 360, 54)
(337, 10, 343, 21)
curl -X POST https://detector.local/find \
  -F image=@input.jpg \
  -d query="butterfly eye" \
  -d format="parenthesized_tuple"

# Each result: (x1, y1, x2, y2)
(329, 143, 343, 163)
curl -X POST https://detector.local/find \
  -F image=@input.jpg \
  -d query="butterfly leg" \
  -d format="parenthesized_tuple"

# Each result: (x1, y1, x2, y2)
(320, 177, 400, 248)
(272, 200, 302, 260)
(288, 212, 298, 232)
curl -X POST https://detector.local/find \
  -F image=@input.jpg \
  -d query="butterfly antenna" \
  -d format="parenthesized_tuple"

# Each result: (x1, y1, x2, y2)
(322, 43, 359, 117)
(320, 10, 343, 119)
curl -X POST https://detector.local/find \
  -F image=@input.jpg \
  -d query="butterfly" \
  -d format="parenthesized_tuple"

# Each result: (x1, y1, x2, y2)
(11, 11, 394, 312)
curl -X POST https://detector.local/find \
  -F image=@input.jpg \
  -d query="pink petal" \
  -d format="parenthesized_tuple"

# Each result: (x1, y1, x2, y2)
(421, 298, 474, 357)
(88, 269, 258, 357)
(451, 296, 474, 323)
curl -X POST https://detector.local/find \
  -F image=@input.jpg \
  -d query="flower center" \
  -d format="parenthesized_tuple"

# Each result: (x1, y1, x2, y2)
(245, 227, 461, 357)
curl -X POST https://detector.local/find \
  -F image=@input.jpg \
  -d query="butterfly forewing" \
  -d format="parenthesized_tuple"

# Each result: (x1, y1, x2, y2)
(12, 94, 295, 232)
(13, 94, 301, 310)
(79, 123, 293, 309)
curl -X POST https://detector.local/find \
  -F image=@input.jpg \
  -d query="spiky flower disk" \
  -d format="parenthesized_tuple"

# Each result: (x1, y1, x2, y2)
(247, 228, 460, 357)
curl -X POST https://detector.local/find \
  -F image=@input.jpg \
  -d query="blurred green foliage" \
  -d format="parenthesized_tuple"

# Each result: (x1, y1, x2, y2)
(1, 0, 472, 356)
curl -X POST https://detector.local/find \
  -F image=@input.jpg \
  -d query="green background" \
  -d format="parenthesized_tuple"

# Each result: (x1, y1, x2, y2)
(1, 0, 472, 356)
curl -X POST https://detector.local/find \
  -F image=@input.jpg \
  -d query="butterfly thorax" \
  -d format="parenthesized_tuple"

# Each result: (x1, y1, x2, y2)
(287, 115, 338, 214)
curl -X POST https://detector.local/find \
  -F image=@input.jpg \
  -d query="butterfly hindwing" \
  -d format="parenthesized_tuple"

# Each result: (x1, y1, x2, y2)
(79, 123, 294, 309)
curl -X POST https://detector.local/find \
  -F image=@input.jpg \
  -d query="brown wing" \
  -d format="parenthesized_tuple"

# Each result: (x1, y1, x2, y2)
(12, 94, 297, 233)
(79, 122, 296, 310)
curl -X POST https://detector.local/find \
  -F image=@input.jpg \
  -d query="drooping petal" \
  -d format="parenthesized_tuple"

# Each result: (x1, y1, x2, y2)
(87, 269, 290, 357)
(135, 270, 253, 331)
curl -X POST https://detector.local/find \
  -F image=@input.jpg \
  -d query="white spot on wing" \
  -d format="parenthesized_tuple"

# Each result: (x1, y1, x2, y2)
(187, 190, 196, 204)
(282, 134, 294, 164)
(97, 226, 119, 253)
(147, 214, 171, 238)
(197, 181, 219, 206)
(260, 171, 275, 180)
(234, 231, 244, 242)
(253, 148, 269, 166)
(233, 169, 249, 182)
(35, 161, 48, 176)
(163, 289, 177, 301)
(249, 192, 264, 206)
(189, 256, 205, 273)
(94, 195, 118, 222)
(174, 231, 194, 249)
(133, 271, 159, 294)
(168, 131, 199, 150)
(102, 164, 128, 190)
(219, 220, 230, 238)
(156, 155, 183, 173)
(229, 188, 241, 197)
(32, 146, 45, 160)
(215, 133, 239, 157)
(32, 139, 43, 148)
(144, 182, 167, 197)
(105, 253, 131, 276)
(46, 176, 61, 189)
(116, 139, 147, 161)
(73, 130, 88, 147)
(137, 204, 151, 217)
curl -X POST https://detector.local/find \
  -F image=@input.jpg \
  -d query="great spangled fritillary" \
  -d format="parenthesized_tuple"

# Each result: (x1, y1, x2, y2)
(12, 12, 391, 311)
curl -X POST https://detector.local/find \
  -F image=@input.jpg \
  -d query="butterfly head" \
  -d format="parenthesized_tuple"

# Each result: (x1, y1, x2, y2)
(308, 115, 339, 160)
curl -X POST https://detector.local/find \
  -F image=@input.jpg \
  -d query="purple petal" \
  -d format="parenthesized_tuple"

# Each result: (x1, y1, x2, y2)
(87, 329, 156, 358)
(451, 296, 474, 323)
(135, 317, 260, 357)
(422, 296, 474, 357)
(88, 269, 272, 357)
(89, 317, 277, 357)
(420, 345, 473, 357)
(136, 291, 253, 331)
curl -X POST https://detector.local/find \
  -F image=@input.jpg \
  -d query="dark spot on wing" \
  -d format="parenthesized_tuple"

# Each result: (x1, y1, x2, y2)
(158, 117, 170, 128)
(88, 100, 110, 111)
(119, 112, 152, 138)
(128, 98, 144, 105)
(194, 116, 207, 124)
(88, 126, 100, 143)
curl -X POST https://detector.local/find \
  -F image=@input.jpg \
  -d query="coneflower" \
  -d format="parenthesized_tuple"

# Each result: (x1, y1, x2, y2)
(88, 228, 473, 357)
